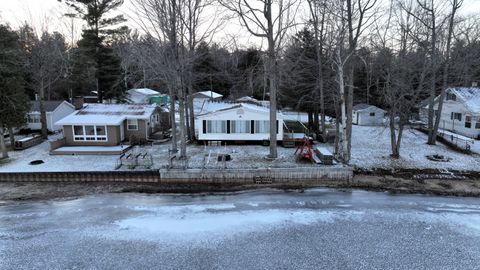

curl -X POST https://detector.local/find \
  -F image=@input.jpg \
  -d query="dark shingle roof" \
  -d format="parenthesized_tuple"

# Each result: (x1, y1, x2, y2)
(30, 100, 64, 112)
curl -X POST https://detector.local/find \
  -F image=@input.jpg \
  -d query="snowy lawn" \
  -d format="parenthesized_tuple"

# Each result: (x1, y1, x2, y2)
(133, 142, 320, 170)
(1, 126, 478, 172)
(0, 140, 119, 172)
(339, 126, 480, 171)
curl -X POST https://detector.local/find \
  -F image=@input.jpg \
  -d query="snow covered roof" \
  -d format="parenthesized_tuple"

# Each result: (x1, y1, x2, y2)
(353, 103, 385, 112)
(30, 100, 70, 112)
(55, 103, 157, 126)
(192, 90, 223, 99)
(196, 102, 283, 118)
(194, 100, 233, 115)
(128, 88, 160, 96)
(236, 96, 258, 102)
(447, 87, 480, 114)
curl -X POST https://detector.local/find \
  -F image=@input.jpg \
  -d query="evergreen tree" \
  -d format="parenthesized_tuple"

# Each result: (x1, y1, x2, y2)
(60, 0, 127, 102)
(0, 25, 29, 159)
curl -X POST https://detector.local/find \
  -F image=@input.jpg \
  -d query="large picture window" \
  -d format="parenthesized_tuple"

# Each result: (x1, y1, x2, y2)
(127, 119, 138, 130)
(206, 120, 227, 133)
(73, 125, 107, 141)
(231, 120, 250, 133)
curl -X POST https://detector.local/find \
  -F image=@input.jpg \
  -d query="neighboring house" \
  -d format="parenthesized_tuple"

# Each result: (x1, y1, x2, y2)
(195, 103, 284, 142)
(191, 90, 223, 101)
(235, 96, 270, 108)
(419, 87, 480, 139)
(26, 100, 76, 132)
(126, 88, 167, 105)
(55, 103, 161, 146)
(352, 104, 386, 126)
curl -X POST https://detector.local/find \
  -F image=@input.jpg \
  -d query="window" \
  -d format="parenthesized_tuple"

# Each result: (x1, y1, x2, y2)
(27, 114, 40, 123)
(476, 118, 480, 129)
(73, 125, 84, 136)
(231, 120, 250, 133)
(254, 120, 270, 133)
(446, 93, 456, 101)
(369, 112, 375, 117)
(206, 120, 227, 133)
(73, 125, 107, 141)
(127, 119, 138, 130)
(96, 126, 106, 136)
(451, 112, 462, 121)
(465, 116, 472, 128)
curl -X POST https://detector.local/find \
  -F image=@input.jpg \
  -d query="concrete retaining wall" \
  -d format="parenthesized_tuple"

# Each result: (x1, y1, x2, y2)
(0, 167, 353, 185)
(159, 167, 353, 185)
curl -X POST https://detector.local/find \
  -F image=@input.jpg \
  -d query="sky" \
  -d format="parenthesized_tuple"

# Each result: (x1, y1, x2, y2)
(0, 0, 479, 48)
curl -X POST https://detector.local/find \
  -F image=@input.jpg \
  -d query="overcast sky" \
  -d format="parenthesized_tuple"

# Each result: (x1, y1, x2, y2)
(0, 0, 479, 48)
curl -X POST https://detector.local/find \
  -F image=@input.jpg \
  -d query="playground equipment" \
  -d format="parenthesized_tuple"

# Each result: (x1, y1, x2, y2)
(294, 137, 334, 165)
(294, 137, 321, 164)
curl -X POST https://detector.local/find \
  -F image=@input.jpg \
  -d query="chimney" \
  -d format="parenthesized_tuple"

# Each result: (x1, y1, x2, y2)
(73, 96, 85, 110)
(472, 82, 478, 87)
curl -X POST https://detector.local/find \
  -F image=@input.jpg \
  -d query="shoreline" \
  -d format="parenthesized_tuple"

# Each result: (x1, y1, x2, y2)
(0, 173, 479, 203)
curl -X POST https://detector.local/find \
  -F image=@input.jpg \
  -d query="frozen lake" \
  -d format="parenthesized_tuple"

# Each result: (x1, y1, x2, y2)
(1, 189, 480, 269)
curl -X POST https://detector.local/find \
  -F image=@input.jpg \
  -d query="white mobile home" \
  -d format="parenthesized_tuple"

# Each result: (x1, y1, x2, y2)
(195, 103, 284, 142)
(352, 104, 386, 126)
(26, 100, 76, 132)
(419, 87, 480, 139)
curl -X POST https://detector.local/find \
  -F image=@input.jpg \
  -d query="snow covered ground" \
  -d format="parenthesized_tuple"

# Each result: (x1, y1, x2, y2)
(338, 126, 480, 171)
(0, 140, 119, 172)
(133, 143, 319, 170)
(1, 125, 479, 172)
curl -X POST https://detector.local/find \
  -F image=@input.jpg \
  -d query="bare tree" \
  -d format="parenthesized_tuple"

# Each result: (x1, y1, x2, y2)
(307, 0, 329, 141)
(132, 0, 221, 159)
(344, 0, 378, 163)
(432, 0, 463, 144)
(29, 31, 68, 139)
(219, 0, 299, 159)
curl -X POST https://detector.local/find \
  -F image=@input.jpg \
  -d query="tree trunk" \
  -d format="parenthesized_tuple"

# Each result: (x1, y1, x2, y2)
(432, 1, 458, 145)
(345, 66, 354, 163)
(185, 94, 191, 141)
(336, 51, 349, 163)
(267, 5, 277, 159)
(427, 10, 438, 145)
(313, 107, 319, 133)
(169, 91, 177, 153)
(187, 85, 195, 141)
(39, 80, 48, 139)
(8, 127, 15, 148)
(389, 112, 399, 158)
(178, 87, 187, 159)
(0, 124, 7, 159)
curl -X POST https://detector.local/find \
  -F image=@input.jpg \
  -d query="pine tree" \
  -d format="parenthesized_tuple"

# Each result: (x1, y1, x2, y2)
(60, 0, 127, 102)
(0, 25, 29, 159)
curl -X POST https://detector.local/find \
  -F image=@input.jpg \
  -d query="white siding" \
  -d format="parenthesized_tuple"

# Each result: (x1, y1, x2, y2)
(195, 106, 284, 141)
(437, 98, 480, 138)
(353, 107, 386, 126)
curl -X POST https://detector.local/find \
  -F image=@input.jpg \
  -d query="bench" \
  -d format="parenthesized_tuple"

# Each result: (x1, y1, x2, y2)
(315, 146, 334, 165)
